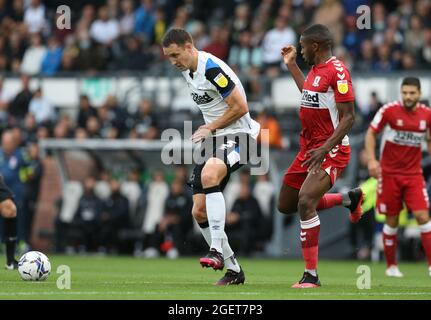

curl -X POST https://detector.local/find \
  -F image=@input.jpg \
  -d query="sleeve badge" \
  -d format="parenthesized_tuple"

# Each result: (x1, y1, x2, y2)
(214, 73, 228, 88)
(337, 80, 348, 94)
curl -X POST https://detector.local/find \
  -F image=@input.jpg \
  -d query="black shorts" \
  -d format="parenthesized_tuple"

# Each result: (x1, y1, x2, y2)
(188, 133, 257, 194)
(0, 175, 14, 202)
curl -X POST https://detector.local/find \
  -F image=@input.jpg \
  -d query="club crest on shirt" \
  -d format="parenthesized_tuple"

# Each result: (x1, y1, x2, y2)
(214, 73, 228, 88)
(420, 120, 427, 130)
(337, 80, 348, 94)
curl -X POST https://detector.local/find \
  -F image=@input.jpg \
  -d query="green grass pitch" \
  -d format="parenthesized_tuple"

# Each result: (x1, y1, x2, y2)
(1, 255, 430, 300)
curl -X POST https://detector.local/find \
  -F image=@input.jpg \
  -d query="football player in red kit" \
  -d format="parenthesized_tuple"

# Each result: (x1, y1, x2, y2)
(365, 77, 431, 278)
(278, 24, 363, 288)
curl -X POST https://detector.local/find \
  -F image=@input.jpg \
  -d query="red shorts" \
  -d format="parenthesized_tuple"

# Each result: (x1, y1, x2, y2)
(376, 174, 429, 216)
(283, 145, 350, 190)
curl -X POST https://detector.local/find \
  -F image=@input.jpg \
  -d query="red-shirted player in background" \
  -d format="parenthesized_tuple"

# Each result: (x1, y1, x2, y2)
(365, 77, 431, 278)
(278, 24, 364, 288)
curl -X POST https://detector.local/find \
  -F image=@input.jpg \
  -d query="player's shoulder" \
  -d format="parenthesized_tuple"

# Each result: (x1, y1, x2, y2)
(381, 100, 401, 111)
(417, 102, 431, 111)
(324, 56, 351, 72)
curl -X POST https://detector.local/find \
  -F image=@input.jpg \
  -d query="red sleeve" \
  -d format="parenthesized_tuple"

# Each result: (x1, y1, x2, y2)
(329, 65, 355, 103)
(369, 106, 389, 134)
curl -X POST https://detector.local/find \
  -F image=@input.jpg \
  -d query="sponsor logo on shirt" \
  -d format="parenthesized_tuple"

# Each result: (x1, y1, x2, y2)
(301, 90, 320, 108)
(191, 92, 214, 105)
(393, 130, 424, 146)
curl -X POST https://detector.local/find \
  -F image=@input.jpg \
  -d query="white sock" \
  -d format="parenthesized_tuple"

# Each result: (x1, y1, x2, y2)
(305, 269, 317, 277)
(198, 223, 239, 272)
(205, 190, 226, 254)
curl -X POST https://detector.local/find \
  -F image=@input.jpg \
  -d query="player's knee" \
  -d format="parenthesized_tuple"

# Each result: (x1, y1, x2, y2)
(416, 213, 430, 225)
(201, 171, 219, 188)
(192, 206, 207, 223)
(297, 193, 314, 214)
(1, 199, 16, 218)
(277, 201, 296, 215)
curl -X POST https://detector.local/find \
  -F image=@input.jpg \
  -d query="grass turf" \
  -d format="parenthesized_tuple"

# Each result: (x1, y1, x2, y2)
(0, 255, 430, 300)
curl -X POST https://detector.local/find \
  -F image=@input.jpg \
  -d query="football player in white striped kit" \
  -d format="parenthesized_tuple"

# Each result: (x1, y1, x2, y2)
(162, 28, 260, 285)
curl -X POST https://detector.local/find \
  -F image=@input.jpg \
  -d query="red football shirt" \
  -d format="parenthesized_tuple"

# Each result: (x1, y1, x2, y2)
(298, 56, 355, 157)
(370, 101, 431, 175)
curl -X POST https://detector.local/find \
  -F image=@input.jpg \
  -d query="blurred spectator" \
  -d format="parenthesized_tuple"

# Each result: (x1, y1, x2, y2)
(41, 37, 63, 75)
(202, 24, 230, 61)
(256, 109, 283, 149)
(99, 178, 130, 253)
(90, 5, 120, 46)
(22, 142, 42, 246)
(28, 87, 55, 125)
(77, 95, 98, 129)
(253, 173, 274, 248)
(261, 16, 296, 77)
(20, 33, 46, 75)
(230, 3, 251, 46)
(128, 99, 159, 140)
(226, 181, 264, 256)
(119, 0, 135, 36)
(313, 0, 344, 46)
(9, 74, 32, 122)
(140, 170, 169, 258)
(24, 0, 47, 34)
(373, 44, 394, 72)
(404, 15, 424, 58)
(354, 39, 374, 72)
(361, 91, 383, 126)
(421, 28, 431, 67)
(134, 0, 155, 43)
(0, 77, 13, 125)
(71, 176, 103, 252)
(22, 113, 38, 142)
(146, 178, 193, 258)
(228, 30, 262, 73)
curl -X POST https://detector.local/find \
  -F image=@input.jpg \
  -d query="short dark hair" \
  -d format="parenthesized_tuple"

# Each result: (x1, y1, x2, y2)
(401, 77, 421, 90)
(162, 28, 193, 47)
(302, 24, 333, 48)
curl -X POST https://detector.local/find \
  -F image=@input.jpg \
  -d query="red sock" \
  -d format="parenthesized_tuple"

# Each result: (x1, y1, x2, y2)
(421, 231, 431, 266)
(317, 193, 343, 211)
(420, 222, 431, 266)
(383, 225, 398, 267)
(300, 215, 320, 270)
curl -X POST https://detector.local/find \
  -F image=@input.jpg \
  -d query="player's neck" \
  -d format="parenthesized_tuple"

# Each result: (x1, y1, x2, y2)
(314, 52, 333, 66)
(189, 48, 199, 72)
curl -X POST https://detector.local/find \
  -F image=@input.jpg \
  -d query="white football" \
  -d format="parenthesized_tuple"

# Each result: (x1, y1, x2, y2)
(18, 251, 51, 281)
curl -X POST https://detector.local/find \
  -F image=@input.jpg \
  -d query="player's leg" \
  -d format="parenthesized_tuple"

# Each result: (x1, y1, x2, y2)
(279, 155, 363, 220)
(377, 174, 403, 277)
(277, 184, 300, 214)
(292, 169, 331, 288)
(383, 215, 403, 277)
(404, 176, 431, 276)
(412, 210, 431, 277)
(0, 198, 18, 269)
(192, 193, 244, 283)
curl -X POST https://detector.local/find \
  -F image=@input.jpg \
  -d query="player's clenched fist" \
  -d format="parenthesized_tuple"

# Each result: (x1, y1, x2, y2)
(367, 159, 380, 178)
(281, 45, 297, 65)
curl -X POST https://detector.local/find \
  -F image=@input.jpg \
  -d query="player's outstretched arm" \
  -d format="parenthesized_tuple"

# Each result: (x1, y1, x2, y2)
(281, 45, 305, 92)
(365, 127, 380, 178)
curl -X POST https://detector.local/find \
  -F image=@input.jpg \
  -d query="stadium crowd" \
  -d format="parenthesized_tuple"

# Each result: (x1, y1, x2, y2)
(1, 0, 431, 260)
